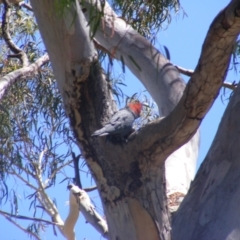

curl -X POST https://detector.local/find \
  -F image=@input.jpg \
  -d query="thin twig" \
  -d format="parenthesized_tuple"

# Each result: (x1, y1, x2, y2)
(175, 65, 238, 90)
(45, 159, 73, 186)
(222, 81, 238, 90)
(2, 0, 29, 66)
(174, 65, 193, 77)
(11, 162, 36, 179)
(0, 209, 62, 226)
(3, 215, 41, 240)
(8, 170, 38, 191)
(84, 186, 98, 192)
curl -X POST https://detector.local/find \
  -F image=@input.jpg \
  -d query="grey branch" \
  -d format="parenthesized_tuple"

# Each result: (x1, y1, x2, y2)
(0, 53, 49, 101)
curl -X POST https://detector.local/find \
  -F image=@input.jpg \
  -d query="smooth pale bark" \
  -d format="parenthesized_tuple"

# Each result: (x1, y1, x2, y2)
(173, 82, 240, 240)
(30, 0, 240, 240)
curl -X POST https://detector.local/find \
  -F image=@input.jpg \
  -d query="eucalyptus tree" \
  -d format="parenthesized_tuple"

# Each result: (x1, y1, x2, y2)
(0, 0, 240, 240)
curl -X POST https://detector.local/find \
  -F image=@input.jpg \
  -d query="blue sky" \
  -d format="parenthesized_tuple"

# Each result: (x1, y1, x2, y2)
(1, 0, 236, 239)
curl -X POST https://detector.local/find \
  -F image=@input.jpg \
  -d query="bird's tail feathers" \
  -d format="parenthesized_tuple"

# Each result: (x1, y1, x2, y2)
(91, 128, 109, 137)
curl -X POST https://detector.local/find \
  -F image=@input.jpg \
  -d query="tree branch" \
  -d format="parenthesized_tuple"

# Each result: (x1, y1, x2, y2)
(174, 65, 193, 77)
(29, 0, 115, 203)
(8, 170, 38, 191)
(11, 161, 36, 179)
(0, 53, 49, 101)
(26, 150, 66, 237)
(2, 214, 41, 240)
(36, 192, 64, 227)
(8, 149, 66, 237)
(222, 81, 238, 90)
(84, 186, 98, 192)
(0, 209, 61, 226)
(2, 0, 29, 66)
(175, 65, 238, 91)
(127, 0, 240, 161)
(45, 159, 73, 187)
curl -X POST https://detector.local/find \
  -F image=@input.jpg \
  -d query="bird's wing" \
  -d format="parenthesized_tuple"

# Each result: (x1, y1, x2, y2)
(109, 113, 123, 130)
(110, 109, 134, 128)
